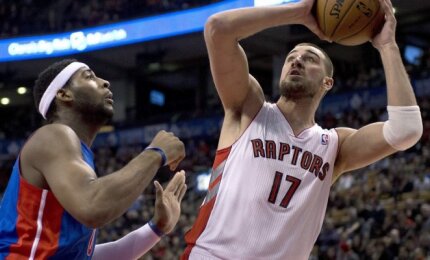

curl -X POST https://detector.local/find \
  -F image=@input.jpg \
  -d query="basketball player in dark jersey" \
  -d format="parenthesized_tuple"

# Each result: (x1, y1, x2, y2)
(0, 59, 187, 259)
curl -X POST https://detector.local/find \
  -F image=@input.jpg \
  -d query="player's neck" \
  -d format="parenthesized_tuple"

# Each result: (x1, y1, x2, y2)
(54, 117, 100, 147)
(276, 98, 317, 135)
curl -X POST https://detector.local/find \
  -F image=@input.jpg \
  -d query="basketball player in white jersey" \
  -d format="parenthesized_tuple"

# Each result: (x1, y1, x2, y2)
(182, 0, 422, 259)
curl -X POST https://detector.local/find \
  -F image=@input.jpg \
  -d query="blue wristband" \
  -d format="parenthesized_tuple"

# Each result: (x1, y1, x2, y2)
(148, 219, 165, 237)
(145, 146, 167, 167)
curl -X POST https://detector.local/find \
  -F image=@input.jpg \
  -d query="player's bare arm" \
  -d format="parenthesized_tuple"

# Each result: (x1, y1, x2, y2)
(21, 124, 185, 228)
(204, 11, 263, 149)
(333, 0, 422, 181)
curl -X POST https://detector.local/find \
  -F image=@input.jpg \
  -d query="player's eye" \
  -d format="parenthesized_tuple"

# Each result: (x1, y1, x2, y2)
(304, 56, 316, 62)
(86, 73, 95, 79)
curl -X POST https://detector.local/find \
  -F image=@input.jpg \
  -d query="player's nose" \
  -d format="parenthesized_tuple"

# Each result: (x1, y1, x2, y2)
(291, 56, 303, 68)
(102, 80, 110, 89)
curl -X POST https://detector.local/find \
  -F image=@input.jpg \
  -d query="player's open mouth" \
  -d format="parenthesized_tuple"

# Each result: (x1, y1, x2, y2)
(289, 69, 301, 76)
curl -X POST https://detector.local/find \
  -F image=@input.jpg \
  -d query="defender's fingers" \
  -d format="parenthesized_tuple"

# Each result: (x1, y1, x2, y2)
(154, 181, 164, 197)
(178, 184, 187, 202)
(165, 170, 185, 192)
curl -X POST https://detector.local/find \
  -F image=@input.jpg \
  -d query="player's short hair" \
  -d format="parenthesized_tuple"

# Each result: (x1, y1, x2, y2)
(296, 43, 334, 78)
(33, 59, 77, 122)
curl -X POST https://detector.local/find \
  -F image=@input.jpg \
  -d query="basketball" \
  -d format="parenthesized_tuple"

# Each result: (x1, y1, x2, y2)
(316, 0, 385, 46)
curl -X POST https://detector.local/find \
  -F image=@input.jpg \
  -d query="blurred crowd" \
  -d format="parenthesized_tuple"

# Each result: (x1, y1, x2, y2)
(315, 105, 430, 259)
(0, 0, 221, 38)
(331, 46, 430, 93)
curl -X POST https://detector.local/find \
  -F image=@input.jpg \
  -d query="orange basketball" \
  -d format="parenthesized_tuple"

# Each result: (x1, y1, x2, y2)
(316, 0, 385, 46)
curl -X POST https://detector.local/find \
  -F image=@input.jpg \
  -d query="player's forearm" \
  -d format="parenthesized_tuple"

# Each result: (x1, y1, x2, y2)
(84, 151, 162, 227)
(379, 42, 417, 106)
(93, 224, 161, 260)
(206, 3, 305, 42)
(379, 43, 422, 151)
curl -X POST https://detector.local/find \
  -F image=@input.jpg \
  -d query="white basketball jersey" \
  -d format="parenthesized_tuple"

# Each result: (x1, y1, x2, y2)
(183, 102, 339, 260)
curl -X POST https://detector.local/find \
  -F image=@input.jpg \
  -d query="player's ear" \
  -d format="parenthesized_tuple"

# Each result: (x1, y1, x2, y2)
(56, 88, 74, 102)
(323, 76, 334, 91)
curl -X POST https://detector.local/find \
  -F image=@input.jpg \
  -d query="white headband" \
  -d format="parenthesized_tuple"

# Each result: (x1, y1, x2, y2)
(38, 62, 89, 119)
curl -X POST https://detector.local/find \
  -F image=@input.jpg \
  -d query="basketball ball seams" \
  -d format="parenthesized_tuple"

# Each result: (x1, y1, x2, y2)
(323, 0, 328, 34)
(330, 0, 357, 39)
(336, 1, 382, 44)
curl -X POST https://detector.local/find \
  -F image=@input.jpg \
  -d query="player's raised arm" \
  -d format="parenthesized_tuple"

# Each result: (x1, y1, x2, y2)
(333, 0, 422, 180)
(205, 0, 326, 111)
(205, 0, 327, 148)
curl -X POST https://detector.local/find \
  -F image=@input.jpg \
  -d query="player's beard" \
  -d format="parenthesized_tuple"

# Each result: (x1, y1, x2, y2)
(73, 92, 113, 125)
(279, 76, 319, 100)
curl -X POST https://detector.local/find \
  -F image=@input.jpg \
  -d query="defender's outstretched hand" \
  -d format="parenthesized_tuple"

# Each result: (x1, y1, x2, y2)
(151, 170, 187, 234)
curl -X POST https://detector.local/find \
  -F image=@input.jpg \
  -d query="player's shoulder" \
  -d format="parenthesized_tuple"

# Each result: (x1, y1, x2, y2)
(312, 124, 338, 135)
(24, 123, 82, 155)
(333, 127, 356, 142)
(33, 123, 79, 143)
